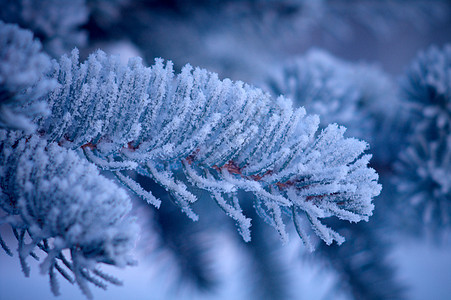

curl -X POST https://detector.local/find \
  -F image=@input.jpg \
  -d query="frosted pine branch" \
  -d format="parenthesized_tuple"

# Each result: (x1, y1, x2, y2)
(0, 130, 138, 299)
(36, 49, 381, 246)
(0, 21, 56, 132)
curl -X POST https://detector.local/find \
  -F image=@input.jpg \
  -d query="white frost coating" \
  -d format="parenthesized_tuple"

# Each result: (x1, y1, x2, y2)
(308, 213, 345, 246)
(146, 161, 199, 221)
(221, 170, 292, 207)
(0, 131, 138, 298)
(327, 204, 365, 223)
(212, 191, 252, 242)
(265, 201, 289, 243)
(115, 171, 161, 208)
(84, 147, 138, 170)
(183, 161, 235, 193)
(35, 49, 381, 246)
(292, 210, 315, 252)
